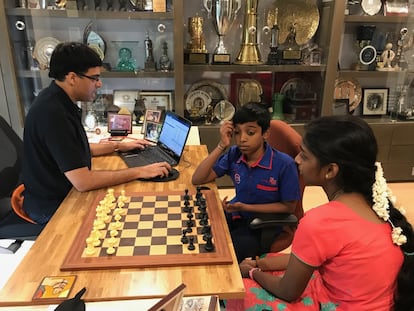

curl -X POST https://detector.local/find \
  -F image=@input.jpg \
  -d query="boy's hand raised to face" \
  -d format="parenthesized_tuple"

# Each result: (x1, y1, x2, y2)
(219, 120, 234, 148)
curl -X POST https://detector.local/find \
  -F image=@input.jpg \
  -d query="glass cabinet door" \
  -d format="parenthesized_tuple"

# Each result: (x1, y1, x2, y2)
(181, 0, 339, 126)
(1, 0, 176, 127)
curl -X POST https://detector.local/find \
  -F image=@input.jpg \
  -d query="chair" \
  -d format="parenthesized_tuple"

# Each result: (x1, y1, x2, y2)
(249, 120, 305, 254)
(0, 115, 41, 254)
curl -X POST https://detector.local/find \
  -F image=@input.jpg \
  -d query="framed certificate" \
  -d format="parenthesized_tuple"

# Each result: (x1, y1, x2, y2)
(113, 90, 139, 114)
(139, 91, 173, 111)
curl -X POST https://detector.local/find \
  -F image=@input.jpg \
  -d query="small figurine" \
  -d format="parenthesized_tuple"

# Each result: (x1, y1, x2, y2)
(116, 47, 137, 72)
(381, 42, 395, 68)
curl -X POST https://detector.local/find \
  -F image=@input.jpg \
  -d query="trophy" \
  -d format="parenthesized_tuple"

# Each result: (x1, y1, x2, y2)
(203, 0, 241, 64)
(234, 0, 263, 65)
(184, 15, 209, 64)
(266, 7, 280, 65)
(279, 23, 302, 65)
(144, 32, 156, 72)
(395, 27, 409, 71)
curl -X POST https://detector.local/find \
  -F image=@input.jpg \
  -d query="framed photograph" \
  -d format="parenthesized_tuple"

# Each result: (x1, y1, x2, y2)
(144, 121, 163, 143)
(362, 88, 388, 116)
(107, 112, 133, 134)
(141, 109, 163, 135)
(333, 99, 350, 115)
(113, 90, 138, 114)
(139, 91, 173, 111)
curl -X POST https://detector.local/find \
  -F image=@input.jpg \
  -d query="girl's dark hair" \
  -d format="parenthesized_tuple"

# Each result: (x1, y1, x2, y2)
(49, 42, 102, 81)
(232, 102, 270, 133)
(303, 115, 414, 310)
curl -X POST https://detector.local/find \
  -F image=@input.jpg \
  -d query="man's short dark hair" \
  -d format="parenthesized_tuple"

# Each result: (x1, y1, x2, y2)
(232, 102, 271, 133)
(48, 42, 103, 81)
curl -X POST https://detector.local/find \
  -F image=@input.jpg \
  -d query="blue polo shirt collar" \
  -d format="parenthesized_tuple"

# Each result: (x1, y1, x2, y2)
(237, 143, 274, 169)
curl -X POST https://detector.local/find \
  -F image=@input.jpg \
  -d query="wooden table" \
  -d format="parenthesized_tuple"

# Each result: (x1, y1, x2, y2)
(0, 145, 244, 306)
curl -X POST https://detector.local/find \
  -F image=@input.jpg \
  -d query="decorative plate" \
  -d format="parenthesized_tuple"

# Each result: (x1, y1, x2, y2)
(361, 0, 382, 16)
(185, 90, 212, 117)
(186, 80, 228, 103)
(213, 100, 236, 121)
(270, 0, 320, 45)
(237, 79, 263, 107)
(33, 37, 60, 69)
(359, 45, 377, 65)
(334, 78, 362, 112)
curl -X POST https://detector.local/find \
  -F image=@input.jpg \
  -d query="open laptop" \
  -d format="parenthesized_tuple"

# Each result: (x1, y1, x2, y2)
(119, 111, 192, 167)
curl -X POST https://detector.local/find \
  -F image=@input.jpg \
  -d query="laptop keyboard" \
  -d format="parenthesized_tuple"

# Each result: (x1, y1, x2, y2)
(139, 146, 172, 163)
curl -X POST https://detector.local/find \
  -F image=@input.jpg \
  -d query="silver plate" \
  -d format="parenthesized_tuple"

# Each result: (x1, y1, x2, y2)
(33, 37, 60, 69)
(361, 0, 382, 16)
(186, 80, 228, 103)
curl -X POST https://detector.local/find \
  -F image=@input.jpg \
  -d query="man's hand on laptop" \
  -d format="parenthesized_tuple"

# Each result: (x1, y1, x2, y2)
(119, 139, 152, 152)
(139, 162, 172, 179)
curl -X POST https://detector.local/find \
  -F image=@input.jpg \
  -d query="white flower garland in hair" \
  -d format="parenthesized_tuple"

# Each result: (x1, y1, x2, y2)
(372, 162, 390, 221)
(372, 162, 407, 246)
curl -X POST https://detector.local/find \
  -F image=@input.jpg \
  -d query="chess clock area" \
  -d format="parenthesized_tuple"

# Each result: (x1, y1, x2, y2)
(0, 145, 245, 306)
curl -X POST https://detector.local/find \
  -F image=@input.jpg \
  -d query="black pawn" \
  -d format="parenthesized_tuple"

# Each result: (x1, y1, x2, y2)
(181, 229, 188, 244)
(184, 189, 191, 201)
(188, 236, 195, 251)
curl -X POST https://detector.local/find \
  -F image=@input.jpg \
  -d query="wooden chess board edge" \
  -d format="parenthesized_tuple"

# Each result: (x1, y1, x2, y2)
(61, 190, 233, 271)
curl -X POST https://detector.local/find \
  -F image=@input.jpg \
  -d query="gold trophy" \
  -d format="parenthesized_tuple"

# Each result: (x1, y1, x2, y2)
(184, 15, 209, 64)
(204, 0, 241, 64)
(234, 0, 263, 65)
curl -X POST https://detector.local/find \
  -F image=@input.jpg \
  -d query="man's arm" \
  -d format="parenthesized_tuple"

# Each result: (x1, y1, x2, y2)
(64, 162, 170, 192)
(89, 139, 152, 157)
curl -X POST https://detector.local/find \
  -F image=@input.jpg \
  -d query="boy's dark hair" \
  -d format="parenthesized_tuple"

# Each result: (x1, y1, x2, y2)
(232, 102, 270, 133)
(49, 42, 102, 81)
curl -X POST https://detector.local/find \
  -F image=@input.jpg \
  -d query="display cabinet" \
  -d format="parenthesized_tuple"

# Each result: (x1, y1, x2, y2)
(0, 0, 413, 181)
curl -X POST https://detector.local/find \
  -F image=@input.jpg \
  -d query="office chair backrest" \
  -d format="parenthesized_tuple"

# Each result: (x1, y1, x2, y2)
(0, 115, 23, 199)
(265, 120, 305, 252)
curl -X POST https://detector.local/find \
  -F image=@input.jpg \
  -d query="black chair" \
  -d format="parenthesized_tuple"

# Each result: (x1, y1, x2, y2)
(249, 120, 305, 254)
(0, 115, 42, 254)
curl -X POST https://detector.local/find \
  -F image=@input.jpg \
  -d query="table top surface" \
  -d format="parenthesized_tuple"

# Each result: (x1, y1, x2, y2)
(0, 145, 244, 306)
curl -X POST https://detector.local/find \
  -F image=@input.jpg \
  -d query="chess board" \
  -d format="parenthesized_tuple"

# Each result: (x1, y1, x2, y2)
(61, 189, 233, 271)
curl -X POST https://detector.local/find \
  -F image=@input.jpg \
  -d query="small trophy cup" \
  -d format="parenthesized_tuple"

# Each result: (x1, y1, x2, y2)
(144, 32, 156, 72)
(184, 15, 209, 64)
(203, 0, 241, 64)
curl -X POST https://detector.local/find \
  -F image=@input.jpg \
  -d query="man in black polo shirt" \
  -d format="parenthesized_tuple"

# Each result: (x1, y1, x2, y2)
(22, 42, 171, 226)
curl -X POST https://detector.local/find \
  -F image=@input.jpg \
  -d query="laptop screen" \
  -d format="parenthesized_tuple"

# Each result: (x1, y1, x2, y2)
(158, 111, 192, 157)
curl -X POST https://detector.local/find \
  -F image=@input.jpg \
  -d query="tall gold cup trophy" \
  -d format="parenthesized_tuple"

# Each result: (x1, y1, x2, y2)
(204, 0, 241, 64)
(234, 0, 263, 64)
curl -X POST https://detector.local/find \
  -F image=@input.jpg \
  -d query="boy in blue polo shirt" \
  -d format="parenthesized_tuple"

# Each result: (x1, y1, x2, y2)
(192, 102, 300, 262)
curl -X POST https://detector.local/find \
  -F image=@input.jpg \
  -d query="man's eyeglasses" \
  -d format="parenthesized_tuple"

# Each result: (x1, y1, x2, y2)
(76, 72, 101, 82)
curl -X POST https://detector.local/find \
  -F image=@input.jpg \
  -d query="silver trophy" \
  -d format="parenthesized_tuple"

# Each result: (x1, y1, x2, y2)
(204, 0, 241, 64)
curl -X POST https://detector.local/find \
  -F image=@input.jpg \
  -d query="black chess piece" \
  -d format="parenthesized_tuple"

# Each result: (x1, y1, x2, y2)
(204, 236, 215, 252)
(188, 236, 195, 251)
(106, 0, 113, 10)
(184, 189, 191, 201)
(94, 0, 101, 10)
(183, 200, 191, 213)
(181, 229, 189, 244)
(119, 0, 127, 11)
